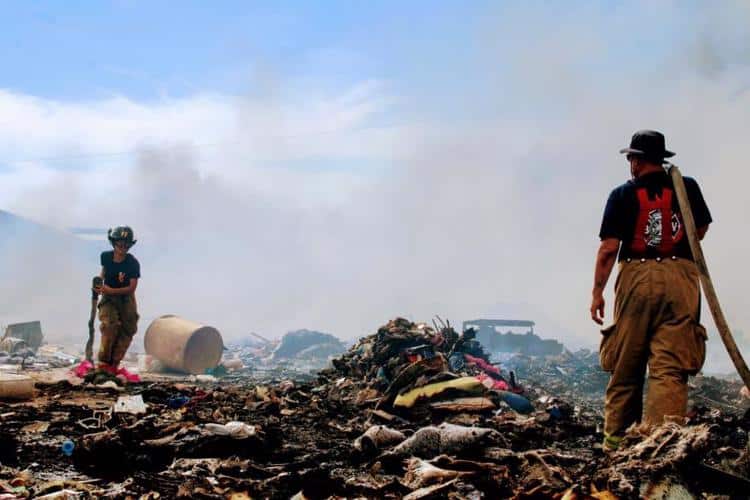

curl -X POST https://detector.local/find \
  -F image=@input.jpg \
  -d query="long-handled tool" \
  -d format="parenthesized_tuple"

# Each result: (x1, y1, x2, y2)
(668, 163, 750, 388)
(86, 276, 103, 361)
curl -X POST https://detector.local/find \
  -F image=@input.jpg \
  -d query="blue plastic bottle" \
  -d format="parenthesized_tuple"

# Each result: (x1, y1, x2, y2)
(61, 439, 75, 456)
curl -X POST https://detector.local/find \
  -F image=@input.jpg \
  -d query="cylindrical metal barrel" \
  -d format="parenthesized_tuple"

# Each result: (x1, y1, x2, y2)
(144, 315, 224, 374)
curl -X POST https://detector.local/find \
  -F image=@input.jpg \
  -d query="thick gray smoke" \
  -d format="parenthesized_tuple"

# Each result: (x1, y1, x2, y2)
(1, 2, 750, 373)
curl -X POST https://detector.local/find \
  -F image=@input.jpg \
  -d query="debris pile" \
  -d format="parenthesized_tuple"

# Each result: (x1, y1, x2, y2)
(689, 372, 750, 414)
(507, 348, 610, 413)
(271, 329, 347, 373)
(597, 410, 750, 496)
(207, 329, 349, 381)
(272, 330, 345, 360)
(1, 344, 80, 372)
(0, 317, 747, 498)
(329, 318, 504, 381)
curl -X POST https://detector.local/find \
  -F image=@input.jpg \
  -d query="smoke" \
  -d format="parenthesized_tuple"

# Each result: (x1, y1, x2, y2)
(1, 2, 750, 373)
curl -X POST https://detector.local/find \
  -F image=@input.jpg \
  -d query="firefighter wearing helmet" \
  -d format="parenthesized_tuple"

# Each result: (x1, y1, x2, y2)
(93, 226, 141, 378)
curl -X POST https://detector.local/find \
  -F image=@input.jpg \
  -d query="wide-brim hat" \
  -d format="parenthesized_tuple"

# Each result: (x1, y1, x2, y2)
(619, 130, 675, 159)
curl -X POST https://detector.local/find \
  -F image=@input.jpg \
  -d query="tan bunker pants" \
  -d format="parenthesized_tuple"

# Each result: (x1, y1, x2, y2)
(98, 294, 139, 369)
(600, 258, 707, 438)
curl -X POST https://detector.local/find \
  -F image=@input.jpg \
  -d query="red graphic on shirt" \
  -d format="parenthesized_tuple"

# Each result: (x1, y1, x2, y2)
(630, 187, 684, 255)
(118, 272, 126, 284)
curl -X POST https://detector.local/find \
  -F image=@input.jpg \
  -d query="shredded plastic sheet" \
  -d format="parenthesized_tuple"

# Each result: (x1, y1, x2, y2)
(113, 395, 147, 415)
(116, 367, 141, 383)
(203, 421, 257, 438)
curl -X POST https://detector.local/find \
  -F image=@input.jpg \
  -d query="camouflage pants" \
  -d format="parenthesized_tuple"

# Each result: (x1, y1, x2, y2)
(600, 258, 707, 438)
(98, 294, 139, 368)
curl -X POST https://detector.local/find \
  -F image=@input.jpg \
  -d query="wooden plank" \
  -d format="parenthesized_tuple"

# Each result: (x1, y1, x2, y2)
(669, 164, 750, 388)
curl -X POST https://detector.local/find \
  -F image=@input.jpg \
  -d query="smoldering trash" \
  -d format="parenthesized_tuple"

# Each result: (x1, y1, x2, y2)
(1, 317, 748, 499)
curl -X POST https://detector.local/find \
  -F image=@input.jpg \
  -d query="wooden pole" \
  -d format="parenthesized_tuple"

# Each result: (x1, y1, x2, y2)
(86, 291, 98, 361)
(668, 164, 750, 388)
(86, 277, 102, 362)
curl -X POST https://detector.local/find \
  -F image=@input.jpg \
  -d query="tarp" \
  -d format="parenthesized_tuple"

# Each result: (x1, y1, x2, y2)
(394, 376, 484, 408)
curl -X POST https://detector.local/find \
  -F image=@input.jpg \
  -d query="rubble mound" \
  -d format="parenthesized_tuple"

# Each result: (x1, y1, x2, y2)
(272, 329, 345, 361)
(0, 317, 748, 499)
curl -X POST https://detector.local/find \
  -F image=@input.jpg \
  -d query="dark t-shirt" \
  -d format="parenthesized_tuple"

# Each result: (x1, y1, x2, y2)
(599, 171, 712, 261)
(101, 251, 141, 288)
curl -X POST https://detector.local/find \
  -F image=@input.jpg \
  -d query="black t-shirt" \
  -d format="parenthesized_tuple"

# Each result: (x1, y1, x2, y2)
(599, 171, 712, 261)
(100, 251, 141, 288)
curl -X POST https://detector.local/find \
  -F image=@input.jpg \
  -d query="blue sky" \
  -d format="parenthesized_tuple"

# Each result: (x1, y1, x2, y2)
(1, 1, 487, 101)
(4, 0, 746, 147)
(2, 1, 710, 113)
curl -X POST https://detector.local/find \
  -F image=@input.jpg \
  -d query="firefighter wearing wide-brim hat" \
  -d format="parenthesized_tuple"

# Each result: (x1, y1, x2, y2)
(591, 130, 712, 451)
(94, 226, 141, 374)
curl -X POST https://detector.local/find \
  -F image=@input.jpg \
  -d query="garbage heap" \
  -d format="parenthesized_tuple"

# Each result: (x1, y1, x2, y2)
(322, 317, 531, 422)
(215, 329, 348, 382)
(505, 349, 610, 415)
(0, 344, 80, 370)
(271, 329, 347, 373)
(0, 317, 748, 499)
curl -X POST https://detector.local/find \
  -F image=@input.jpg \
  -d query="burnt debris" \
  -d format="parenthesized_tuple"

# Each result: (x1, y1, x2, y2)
(0, 317, 748, 499)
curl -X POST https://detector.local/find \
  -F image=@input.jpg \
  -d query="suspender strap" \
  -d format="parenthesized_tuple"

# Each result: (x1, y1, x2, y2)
(659, 188, 675, 254)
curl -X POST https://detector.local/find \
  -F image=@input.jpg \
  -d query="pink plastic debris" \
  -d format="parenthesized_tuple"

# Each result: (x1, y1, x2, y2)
(72, 360, 95, 378)
(464, 354, 501, 376)
(116, 367, 141, 383)
(477, 373, 509, 391)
